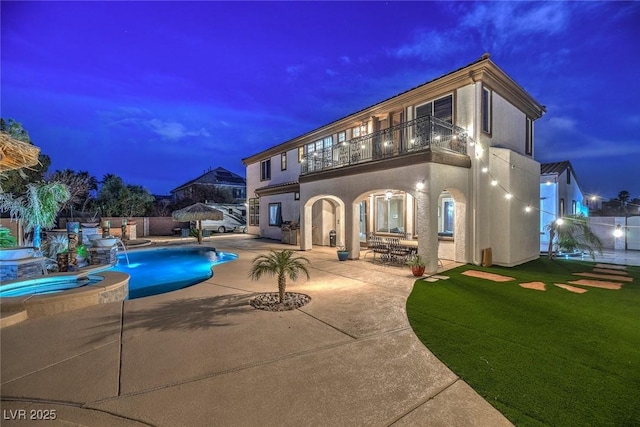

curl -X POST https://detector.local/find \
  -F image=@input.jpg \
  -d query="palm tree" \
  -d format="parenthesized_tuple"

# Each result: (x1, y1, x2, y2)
(0, 182, 70, 249)
(545, 213, 603, 261)
(249, 250, 311, 304)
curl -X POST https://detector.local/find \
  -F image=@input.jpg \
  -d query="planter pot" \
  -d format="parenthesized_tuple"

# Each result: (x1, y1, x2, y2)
(66, 222, 80, 234)
(337, 251, 349, 261)
(411, 266, 425, 277)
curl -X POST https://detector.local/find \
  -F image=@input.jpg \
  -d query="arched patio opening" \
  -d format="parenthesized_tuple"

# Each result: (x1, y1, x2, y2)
(300, 195, 345, 251)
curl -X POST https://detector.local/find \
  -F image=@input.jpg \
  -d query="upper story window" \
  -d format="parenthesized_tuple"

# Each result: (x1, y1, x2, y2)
(566, 168, 571, 185)
(298, 147, 304, 163)
(281, 152, 287, 171)
(482, 86, 492, 135)
(260, 159, 271, 181)
(353, 123, 367, 138)
(338, 131, 346, 144)
(416, 94, 453, 123)
(525, 117, 533, 155)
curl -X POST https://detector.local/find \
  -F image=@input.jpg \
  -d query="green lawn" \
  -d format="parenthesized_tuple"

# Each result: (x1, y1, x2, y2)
(406, 258, 640, 427)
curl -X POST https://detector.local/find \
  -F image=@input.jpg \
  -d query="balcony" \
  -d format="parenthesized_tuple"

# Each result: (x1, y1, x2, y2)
(300, 116, 468, 176)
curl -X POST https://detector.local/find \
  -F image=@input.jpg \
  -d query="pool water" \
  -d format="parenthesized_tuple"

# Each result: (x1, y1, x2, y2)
(0, 276, 102, 298)
(110, 247, 237, 299)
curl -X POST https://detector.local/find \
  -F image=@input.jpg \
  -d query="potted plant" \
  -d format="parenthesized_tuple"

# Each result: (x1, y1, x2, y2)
(336, 244, 349, 261)
(76, 244, 89, 266)
(407, 254, 426, 276)
(0, 227, 17, 248)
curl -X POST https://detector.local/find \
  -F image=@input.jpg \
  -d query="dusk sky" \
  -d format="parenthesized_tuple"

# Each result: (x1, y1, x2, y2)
(2, 1, 639, 200)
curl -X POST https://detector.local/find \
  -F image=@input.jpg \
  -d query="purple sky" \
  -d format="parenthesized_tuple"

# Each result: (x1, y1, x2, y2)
(2, 1, 639, 199)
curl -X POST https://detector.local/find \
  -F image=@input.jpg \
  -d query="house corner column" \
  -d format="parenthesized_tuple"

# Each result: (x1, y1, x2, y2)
(347, 202, 361, 259)
(300, 203, 312, 251)
(416, 185, 439, 274)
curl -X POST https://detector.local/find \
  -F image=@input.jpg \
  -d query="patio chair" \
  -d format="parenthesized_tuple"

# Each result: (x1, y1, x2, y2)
(388, 237, 411, 265)
(370, 235, 390, 264)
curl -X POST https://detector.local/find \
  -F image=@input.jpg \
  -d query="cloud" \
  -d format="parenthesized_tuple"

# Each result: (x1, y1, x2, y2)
(460, 2, 570, 52)
(547, 117, 577, 132)
(340, 56, 351, 64)
(325, 69, 338, 77)
(145, 119, 210, 140)
(392, 30, 453, 61)
(286, 65, 304, 76)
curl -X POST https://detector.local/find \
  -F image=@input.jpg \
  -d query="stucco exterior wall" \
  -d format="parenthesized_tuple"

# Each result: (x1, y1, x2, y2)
(487, 147, 540, 266)
(491, 92, 527, 155)
(455, 85, 475, 134)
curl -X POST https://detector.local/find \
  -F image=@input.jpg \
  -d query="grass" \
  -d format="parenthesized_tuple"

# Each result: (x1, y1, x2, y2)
(406, 258, 640, 427)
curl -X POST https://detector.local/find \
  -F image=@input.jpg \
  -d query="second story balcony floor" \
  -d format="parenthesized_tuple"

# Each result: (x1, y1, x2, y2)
(300, 115, 469, 177)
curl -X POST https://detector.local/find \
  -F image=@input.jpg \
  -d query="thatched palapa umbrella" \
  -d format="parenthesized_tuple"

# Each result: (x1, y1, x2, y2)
(172, 203, 224, 244)
(0, 132, 40, 172)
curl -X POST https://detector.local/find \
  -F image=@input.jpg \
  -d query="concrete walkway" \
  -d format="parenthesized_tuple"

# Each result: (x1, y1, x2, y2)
(1, 235, 511, 426)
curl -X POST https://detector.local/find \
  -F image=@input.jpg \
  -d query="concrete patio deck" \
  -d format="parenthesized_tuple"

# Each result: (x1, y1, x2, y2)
(1, 234, 512, 426)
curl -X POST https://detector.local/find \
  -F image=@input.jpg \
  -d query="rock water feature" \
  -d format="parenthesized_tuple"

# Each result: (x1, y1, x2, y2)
(0, 247, 47, 282)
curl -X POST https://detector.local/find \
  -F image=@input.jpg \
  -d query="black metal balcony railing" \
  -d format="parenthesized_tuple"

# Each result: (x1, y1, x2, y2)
(300, 115, 468, 175)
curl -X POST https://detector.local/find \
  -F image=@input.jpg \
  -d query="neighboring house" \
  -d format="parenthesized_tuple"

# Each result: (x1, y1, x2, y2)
(171, 167, 246, 203)
(242, 54, 545, 272)
(539, 161, 588, 252)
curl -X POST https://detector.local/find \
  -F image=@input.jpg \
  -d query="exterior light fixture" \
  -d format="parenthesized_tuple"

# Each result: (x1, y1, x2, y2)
(416, 181, 425, 190)
(505, 193, 512, 199)
(491, 180, 498, 186)
(385, 190, 393, 200)
(546, 181, 552, 186)
(556, 218, 564, 225)
(525, 205, 532, 213)
(613, 225, 623, 238)
(481, 167, 488, 173)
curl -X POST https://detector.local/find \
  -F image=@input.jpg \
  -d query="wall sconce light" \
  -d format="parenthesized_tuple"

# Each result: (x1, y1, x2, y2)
(613, 224, 624, 238)
(416, 180, 425, 191)
(556, 218, 564, 225)
(385, 190, 393, 200)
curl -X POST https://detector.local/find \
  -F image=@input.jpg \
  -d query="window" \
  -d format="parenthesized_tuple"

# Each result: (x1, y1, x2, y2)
(438, 192, 455, 237)
(482, 86, 492, 134)
(566, 168, 571, 185)
(352, 126, 361, 138)
(559, 198, 565, 217)
(281, 152, 287, 171)
(572, 200, 577, 215)
(375, 194, 404, 234)
(305, 136, 333, 172)
(416, 94, 453, 123)
(338, 131, 346, 143)
(260, 159, 271, 180)
(525, 117, 533, 155)
(298, 147, 304, 163)
(249, 199, 259, 226)
(294, 192, 300, 201)
(268, 203, 282, 226)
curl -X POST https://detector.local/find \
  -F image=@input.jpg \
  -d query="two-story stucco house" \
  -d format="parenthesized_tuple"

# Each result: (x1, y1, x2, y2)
(242, 54, 545, 273)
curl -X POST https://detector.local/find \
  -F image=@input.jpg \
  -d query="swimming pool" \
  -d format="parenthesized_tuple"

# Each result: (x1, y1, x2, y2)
(110, 246, 237, 299)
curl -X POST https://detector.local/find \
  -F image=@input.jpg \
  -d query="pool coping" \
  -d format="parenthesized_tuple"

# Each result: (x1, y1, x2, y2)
(0, 269, 129, 328)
